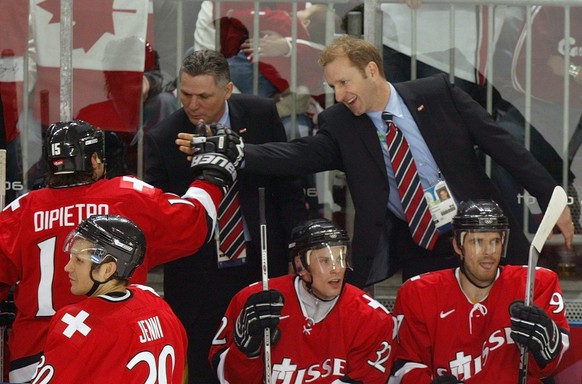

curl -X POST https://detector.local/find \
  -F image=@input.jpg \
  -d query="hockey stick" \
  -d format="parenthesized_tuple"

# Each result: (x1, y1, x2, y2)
(0, 149, 6, 381)
(258, 187, 272, 384)
(0, 149, 5, 211)
(518, 186, 568, 384)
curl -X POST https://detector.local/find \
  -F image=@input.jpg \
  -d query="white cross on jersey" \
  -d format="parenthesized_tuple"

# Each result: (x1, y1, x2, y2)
(61, 310, 92, 338)
(363, 294, 390, 315)
(121, 176, 154, 192)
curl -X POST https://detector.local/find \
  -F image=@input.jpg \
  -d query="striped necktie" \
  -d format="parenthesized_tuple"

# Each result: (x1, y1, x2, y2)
(383, 112, 439, 250)
(217, 179, 247, 262)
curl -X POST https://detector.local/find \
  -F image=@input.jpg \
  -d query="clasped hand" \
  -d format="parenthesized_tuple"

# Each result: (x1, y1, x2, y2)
(189, 122, 244, 167)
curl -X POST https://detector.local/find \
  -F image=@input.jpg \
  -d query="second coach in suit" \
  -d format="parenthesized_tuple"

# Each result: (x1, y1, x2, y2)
(144, 49, 306, 383)
(177, 36, 574, 288)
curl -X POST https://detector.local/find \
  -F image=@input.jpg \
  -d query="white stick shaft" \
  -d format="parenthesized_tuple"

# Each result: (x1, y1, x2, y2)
(260, 225, 269, 291)
(530, 187, 569, 254)
(261, 221, 272, 384)
(258, 188, 271, 384)
(518, 186, 568, 384)
(525, 186, 567, 305)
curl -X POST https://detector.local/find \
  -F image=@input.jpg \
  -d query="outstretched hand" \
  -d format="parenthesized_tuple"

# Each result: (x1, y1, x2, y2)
(177, 125, 245, 163)
(188, 123, 242, 189)
(176, 132, 196, 160)
(555, 206, 575, 249)
(185, 123, 244, 166)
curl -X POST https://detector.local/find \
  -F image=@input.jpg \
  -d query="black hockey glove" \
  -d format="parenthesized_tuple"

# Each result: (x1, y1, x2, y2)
(234, 289, 284, 358)
(190, 123, 244, 167)
(0, 295, 16, 327)
(431, 374, 463, 384)
(509, 300, 562, 368)
(190, 152, 236, 190)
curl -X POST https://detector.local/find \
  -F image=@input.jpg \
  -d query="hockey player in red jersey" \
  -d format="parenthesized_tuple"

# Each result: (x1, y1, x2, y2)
(389, 200, 570, 384)
(209, 218, 396, 383)
(30, 215, 188, 383)
(0, 119, 241, 382)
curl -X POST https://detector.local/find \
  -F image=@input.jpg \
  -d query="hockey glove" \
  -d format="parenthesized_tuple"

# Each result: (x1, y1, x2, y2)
(509, 300, 562, 368)
(190, 152, 237, 190)
(0, 294, 16, 327)
(190, 123, 244, 167)
(431, 374, 463, 384)
(234, 289, 284, 358)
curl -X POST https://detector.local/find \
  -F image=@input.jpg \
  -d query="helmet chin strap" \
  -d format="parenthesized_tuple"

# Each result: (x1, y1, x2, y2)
(459, 258, 496, 289)
(85, 264, 117, 296)
(303, 275, 343, 302)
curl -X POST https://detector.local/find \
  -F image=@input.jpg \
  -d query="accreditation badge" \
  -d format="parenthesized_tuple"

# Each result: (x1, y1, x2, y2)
(424, 180, 457, 233)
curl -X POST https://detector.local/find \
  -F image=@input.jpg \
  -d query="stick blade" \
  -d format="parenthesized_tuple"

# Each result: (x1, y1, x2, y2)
(531, 186, 568, 254)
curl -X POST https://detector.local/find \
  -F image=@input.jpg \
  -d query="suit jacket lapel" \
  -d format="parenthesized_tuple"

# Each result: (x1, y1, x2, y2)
(226, 98, 248, 134)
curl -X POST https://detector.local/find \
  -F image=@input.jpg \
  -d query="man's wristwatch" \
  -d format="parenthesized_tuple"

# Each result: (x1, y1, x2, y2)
(569, 64, 580, 80)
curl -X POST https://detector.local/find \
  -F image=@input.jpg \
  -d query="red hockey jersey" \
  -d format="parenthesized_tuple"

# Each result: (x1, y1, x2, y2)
(390, 266, 570, 383)
(209, 275, 396, 383)
(0, 176, 221, 381)
(30, 284, 187, 383)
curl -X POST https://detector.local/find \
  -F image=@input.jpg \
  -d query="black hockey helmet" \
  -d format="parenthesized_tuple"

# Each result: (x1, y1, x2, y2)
(288, 218, 352, 276)
(64, 214, 146, 279)
(45, 120, 105, 175)
(453, 200, 510, 257)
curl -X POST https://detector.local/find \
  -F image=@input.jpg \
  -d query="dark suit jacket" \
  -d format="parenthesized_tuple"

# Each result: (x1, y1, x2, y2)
(144, 93, 306, 382)
(145, 93, 306, 274)
(245, 73, 557, 287)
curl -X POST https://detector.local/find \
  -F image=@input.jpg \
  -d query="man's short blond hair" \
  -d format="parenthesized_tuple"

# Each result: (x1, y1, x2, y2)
(318, 35, 385, 78)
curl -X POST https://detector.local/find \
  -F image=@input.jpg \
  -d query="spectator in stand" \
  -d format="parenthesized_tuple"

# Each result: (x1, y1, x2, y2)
(77, 41, 178, 174)
(194, 1, 332, 140)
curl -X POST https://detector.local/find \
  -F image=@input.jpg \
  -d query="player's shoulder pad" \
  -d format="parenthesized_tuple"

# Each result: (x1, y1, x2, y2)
(403, 268, 452, 288)
(506, 264, 558, 280)
(130, 284, 161, 297)
(111, 175, 157, 196)
(343, 284, 393, 321)
(3, 191, 30, 212)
